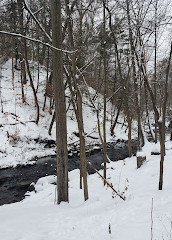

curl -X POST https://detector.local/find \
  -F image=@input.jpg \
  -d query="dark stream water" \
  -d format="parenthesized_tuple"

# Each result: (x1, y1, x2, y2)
(0, 140, 137, 206)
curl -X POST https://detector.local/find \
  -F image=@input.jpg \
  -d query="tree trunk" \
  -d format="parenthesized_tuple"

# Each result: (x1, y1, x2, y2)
(159, 42, 172, 190)
(126, 0, 142, 151)
(24, 40, 40, 124)
(105, 5, 132, 157)
(64, 0, 88, 201)
(48, 111, 56, 136)
(51, 0, 68, 204)
(17, 0, 26, 104)
(110, 99, 122, 136)
(77, 92, 88, 200)
(154, 0, 158, 143)
(103, 0, 107, 184)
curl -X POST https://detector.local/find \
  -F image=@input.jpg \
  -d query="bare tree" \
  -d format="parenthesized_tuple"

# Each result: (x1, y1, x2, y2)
(51, 0, 68, 204)
(17, 0, 26, 103)
(126, 0, 143, 151)
(159, 42, 172, 190)
(64, 0, 88, 201)
(103, 0, 107, 184)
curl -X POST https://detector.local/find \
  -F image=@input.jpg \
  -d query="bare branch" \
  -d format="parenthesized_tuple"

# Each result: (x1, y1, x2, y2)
(87, 161, 125, 201)
(33, 7, 43, 15)
(0, 31, 76, 54)
(23, 0, 52, 42)
(107, 87, 122, 103)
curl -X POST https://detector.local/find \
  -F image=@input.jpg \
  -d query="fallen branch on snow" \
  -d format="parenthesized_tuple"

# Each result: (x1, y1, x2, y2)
(87, 161, 125, 201)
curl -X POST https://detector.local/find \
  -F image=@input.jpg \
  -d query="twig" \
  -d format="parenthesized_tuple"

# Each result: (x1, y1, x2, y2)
(87, 161, 125, 201)
(23, 0, 52, 42)
(107, 87, 122, 103)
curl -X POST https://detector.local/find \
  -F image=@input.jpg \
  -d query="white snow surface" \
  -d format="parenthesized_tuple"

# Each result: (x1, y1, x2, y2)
(0, 60, 132, 169)
(0, 61, 172, 240)
(0, 140, 172, 240)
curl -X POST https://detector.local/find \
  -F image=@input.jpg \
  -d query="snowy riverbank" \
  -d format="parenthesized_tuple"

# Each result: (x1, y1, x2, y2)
(0, 140, 172, 240)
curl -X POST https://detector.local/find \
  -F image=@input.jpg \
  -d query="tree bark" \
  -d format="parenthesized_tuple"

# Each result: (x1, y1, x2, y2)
(159, 42, 172, 190)
(103, 0, 107, 184)
(24, 40, 40, 124)
(105, 4, 132, 157)
(64, 0, 88, 201)
(154, 0, 158, 143)
(126, 0, 142, 151)
(110, 99, 123, 136)
(51, 0, 68, 204)
(17, 0, 26, 103)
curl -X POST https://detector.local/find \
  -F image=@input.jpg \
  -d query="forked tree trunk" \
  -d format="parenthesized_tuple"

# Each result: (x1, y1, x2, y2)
(64, 0, 88, 201)
(51, 0, 68, 204)
(65, 68, 88, 201)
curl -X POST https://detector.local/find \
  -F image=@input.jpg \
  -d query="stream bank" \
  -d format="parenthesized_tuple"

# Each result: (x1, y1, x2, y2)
(0, 139, 137, 205)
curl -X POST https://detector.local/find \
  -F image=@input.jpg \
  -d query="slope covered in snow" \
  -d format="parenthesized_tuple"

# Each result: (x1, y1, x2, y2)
(0, 140, 172, 240)
(0, 60, 172, 240)
(0, 60, 132, 169)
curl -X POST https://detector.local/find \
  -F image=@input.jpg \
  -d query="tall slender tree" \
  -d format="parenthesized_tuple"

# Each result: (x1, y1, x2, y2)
(159, 42, 172, 190)
(51, 0, 68, 204)
(103, 0, 107, 184)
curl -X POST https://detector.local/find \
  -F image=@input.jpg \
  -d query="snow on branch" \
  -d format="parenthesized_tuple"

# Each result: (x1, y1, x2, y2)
(0, 31, 76, 54)
(23, 0, 52, 42)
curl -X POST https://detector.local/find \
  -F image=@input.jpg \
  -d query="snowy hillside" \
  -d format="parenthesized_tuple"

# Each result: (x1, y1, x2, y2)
(0, 60, 131, 169)
(0, 60, 172, 240)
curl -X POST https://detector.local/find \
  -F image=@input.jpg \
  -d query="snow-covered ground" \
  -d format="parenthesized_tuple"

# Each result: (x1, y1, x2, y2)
(0, 60, 131, 169)
(0, 139, 172, 240)
(0, 60, 172, 240)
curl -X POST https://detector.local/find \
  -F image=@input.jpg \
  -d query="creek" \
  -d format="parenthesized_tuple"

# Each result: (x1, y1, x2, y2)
(0, 139, 137, 205)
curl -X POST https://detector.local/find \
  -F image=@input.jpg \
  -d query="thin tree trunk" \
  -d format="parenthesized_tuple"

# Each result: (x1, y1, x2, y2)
(144, 79, 155, 141)
(103, 0, 107, 185)
(48, 111, 56, 136)
(12, 56, 14, 89)
(110, 99, 123, 136)
(64, 0, 88, 201)
(66, 68, 88, 199)
(24, 40, 40, 124)
(36, 43, 40, 93)
(17, 0, 26, 104)
(126, 0, 142, 151)
(159, 42, 172, 190)
(154, 0, 158, 143)
(78, 92, 88, 199)
(105, 4, 132, 157)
